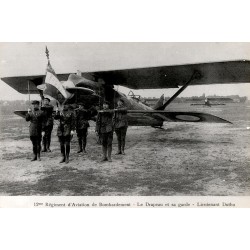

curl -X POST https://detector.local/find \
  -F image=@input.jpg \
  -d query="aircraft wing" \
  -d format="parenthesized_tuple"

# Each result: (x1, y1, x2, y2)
(127, 110, 232, 123)
(92, 60, 250, 89)
(2, 60, 250, 93)
(15, 109, 231, 124)
(1, 74, 69, 94)
(14, 110, 28, 118)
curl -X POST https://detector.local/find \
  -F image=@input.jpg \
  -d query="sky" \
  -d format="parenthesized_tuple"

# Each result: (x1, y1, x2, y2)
(0, 42, 250, 101)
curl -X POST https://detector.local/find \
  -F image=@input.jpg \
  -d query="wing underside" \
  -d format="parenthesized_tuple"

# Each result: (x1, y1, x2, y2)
(1, 74, 69, 94)
(14, 110, 28, 119)
(128, 110, 231, 123)
(14, 109, 230, 124)
(2, 60, 250, 93)
(92, 60, 250, 89)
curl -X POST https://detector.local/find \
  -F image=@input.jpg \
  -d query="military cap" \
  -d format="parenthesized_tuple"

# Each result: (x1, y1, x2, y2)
(31, 100, 40, 105)
(44, 97, 50, 102)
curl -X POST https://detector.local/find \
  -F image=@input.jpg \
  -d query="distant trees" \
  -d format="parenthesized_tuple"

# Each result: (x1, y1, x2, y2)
(239, 96, 247, 103)
(144, 94, 248, 106)
(0, 100, 30, 115)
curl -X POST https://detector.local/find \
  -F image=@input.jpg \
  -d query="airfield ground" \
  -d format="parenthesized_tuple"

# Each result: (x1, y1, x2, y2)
(0, 103, 250, 196)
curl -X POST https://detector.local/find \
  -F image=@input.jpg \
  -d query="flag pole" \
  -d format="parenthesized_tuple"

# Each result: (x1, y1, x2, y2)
(28, 80, 31, 106)
(45, 46, 50, 63)
(41, 46, 50, 106)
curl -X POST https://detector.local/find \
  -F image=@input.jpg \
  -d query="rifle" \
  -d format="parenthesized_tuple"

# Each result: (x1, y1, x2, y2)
(97, 111, 102, 135)
(96, 111, 102, 144)
(113, 108, 118, 128)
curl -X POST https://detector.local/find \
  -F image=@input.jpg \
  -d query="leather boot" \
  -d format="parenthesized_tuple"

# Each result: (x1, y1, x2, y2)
(121, 145, 125, 155)
(59, 145, 65, 163)
(31, 155, 37, 161)
(65, 145, 70, 164)
(37, 143, 42, 160)
(47, 138, 51, 152)
(77, 138, 83, 153)
(83, 137, 87, 153)
(101, 146, 108, 161)
(31, 146, 37, 161)
(121, 139, 125, 155)
(37, 152, 41, 161)
(107, 146, 112, 162)
(115, 140, 121, 155)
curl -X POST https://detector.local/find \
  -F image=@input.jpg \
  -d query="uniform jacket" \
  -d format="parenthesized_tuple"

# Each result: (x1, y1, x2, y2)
(54, 110, 76, 137)
(41, 104, 54, 127)
(113, 106, 128, 129)
(76, 109, 90, 130)
(26, 109, 45, 136)
(96, 110, 113, 134)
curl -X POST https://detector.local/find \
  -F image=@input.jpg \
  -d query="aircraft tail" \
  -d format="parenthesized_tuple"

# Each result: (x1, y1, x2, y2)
(153, 94, 165, 110)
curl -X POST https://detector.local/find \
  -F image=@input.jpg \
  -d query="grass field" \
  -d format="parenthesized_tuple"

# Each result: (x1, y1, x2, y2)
(0, 103, 250, 196)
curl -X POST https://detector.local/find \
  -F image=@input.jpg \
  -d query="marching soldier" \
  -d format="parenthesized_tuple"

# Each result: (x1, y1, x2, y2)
(76, 103, 90, 153)
(26, 100, 45, 161)
(113, 99, 128, 155)
(41, 97, 54, 152)
(54, 104, 76, 164)
(95, 101, 114, 162)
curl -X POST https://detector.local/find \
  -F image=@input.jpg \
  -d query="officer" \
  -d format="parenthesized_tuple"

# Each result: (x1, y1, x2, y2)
(41, 97, 54, 152)
(25, 100, 45, 161)
(76, 103, 90, 153)
(95, 101, 113, 162)
(113, 99, 128, 155)
(54, 104, 76, 164)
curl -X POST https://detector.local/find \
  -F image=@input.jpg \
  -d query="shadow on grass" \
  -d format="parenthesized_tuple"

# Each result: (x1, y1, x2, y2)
(0, 166, 207, 196)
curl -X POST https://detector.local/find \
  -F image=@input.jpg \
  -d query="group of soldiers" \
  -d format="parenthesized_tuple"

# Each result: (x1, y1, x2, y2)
(25, 98, 128, 163)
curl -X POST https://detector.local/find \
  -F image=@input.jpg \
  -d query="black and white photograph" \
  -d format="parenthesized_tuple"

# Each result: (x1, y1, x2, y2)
(0, 42, 249, 205)
(1, 1, 250, 249)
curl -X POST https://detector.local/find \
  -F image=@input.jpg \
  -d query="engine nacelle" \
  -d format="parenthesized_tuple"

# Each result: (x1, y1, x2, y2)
(68, 73, 102, 90)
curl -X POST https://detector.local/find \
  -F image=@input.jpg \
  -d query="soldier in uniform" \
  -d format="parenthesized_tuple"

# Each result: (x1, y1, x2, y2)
(95, 101, 114, 162)
(26, 100, 45, 161)
(113, 99, 128, 155)
(54, 104, 76, 164)
(41, 97, 54, 152)
(205, 98, 211, 107)
(76, 103, 90, 153)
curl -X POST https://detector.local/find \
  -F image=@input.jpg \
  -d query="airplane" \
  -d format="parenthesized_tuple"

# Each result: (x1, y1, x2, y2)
(190, 97, 228, 107)
(1, 52, 250, 126)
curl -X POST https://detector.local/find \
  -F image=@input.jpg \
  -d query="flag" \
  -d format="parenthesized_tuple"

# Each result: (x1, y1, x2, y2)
(37, 61, 72, 103)
(45, 61, 71, 99)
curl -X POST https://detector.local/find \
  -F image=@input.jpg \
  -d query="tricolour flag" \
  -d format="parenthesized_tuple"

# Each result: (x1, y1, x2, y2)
(38, 61, 72, 103)
(45, 61, 71, 98)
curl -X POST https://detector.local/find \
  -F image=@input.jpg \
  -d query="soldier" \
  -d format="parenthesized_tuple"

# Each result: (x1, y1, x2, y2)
(54, 104, 76, 164)
(113, 99, 128, 155)
(76, 103, 90, 153)
(95, 101, 114, 162)
(25, 100, 45, 161)
(205, 98, 211, 107)
(41, 97, 54, 152)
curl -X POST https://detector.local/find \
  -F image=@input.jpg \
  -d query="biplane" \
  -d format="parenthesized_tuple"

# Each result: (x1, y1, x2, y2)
(1, 52, 250, 126)
(190, 97, 229, 107)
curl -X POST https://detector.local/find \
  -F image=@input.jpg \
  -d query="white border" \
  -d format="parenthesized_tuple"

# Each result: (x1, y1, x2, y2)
(1, 0, 250, 249)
